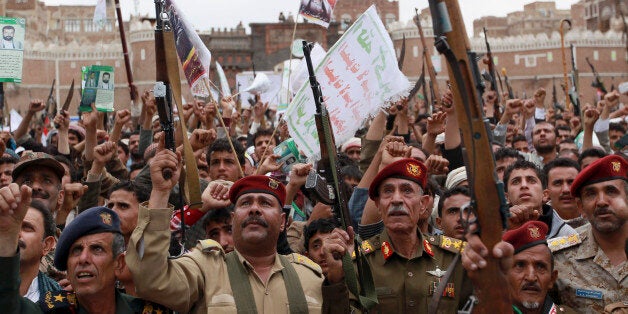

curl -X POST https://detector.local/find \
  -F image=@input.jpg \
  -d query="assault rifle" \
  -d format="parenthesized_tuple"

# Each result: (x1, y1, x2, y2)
(586, 57, 607, 95)
(414, 8, 442, 110)
(428, 0, 510, 313)
(569, 44, 581, 116)
(482, 27, 501, 121)
(154, 0, 176, 165)
(301, 41, 377, 311)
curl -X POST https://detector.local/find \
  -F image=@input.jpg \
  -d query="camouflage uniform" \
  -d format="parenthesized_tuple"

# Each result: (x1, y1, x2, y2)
(550, 224, 628, 313)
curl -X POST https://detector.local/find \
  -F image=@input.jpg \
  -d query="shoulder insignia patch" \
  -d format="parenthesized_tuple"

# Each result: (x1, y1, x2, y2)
(548, 233, 581, 252)
(197, 239, 225, 255)
(439, 235, 467, 253)
(40, 290, 76, 311)
(352, 239, 376, 259)
(287, 253, 322, 276)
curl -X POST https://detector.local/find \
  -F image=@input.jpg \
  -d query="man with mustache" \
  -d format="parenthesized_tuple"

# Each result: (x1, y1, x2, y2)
(347, 158, 473, 312)
(503, 221, 576, 314)
(125, 143, 351, 313)
(548, 155, 628, 313)
(542, 158, 586, 228)
(12, 152, 65, 225)
(0, 186, 169, 313)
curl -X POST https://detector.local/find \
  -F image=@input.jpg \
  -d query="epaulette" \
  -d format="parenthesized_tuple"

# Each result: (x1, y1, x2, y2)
(286, 253, 322, 277)
(137, 300, 172, 314)
(351, 239, 378, 260)
(548, 233, 582, 252)
(39, 290, 76, 312)
(426, 235, 467, 254)
(197, 239, 225, 255)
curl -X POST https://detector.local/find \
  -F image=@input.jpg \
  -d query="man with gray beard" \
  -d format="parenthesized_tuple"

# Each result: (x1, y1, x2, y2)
(548, 155, 628, 313)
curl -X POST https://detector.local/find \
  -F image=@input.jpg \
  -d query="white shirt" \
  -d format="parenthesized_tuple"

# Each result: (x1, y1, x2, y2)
(25, 276, 40, 303)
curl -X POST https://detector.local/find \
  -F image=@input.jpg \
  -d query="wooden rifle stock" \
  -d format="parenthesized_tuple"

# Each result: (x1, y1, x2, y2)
(428, 0, 510, 312)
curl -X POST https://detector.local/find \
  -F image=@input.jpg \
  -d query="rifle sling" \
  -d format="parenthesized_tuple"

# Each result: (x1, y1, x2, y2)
(162, 30, 202, 209)
(225, 252, 308, 314)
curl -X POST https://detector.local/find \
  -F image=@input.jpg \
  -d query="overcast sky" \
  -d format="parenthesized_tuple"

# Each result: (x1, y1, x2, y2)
(43, 0, 581, 36)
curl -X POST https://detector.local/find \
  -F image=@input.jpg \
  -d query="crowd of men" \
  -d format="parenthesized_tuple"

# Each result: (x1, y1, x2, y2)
(0, 81, 626, 313)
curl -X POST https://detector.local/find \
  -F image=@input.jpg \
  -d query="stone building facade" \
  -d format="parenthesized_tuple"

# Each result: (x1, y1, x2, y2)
(473, 1, 571, 38)
(391, 8, 627, 108)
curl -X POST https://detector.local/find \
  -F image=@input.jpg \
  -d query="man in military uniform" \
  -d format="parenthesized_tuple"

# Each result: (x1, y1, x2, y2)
(548, 154, 628, 313)
(125, 144, 351, 313)
(503, 221, 576, 314)
(49, 205, 170, 313)
(350, 158, 473, 313)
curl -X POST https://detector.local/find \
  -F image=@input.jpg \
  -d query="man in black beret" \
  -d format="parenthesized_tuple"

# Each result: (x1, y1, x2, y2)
(50, 206, 171, 313)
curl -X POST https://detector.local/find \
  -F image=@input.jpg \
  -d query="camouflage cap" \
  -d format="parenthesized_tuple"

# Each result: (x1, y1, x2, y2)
(12, 151, 65, 182)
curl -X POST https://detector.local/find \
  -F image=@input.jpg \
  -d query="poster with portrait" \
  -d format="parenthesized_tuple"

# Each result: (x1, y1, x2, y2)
(80, 65, 114, 112)
(298, 0, 337, 28)
(0, 16, 26, 83)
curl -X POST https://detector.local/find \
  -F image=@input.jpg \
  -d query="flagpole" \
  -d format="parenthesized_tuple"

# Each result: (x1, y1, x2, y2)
(114, 0, 139, 122)
(202, 77, 245, 178)
(285, 15, 299, 113)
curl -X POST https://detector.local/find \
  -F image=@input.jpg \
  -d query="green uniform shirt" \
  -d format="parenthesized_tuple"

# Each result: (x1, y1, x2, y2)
(357, 229, 473, 313)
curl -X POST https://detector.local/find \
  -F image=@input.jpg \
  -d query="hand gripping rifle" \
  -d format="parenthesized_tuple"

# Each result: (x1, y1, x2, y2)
(586, 57, 607, 95)
(301, 41, 377, 311)
(427, 1, 510, 313)
(154, 0, 189, 254)
(482, 27, 501, 121)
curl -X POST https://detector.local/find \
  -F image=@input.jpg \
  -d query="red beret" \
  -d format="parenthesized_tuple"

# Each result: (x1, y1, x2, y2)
(229, 175, 286, 207)
(502, 221, 548, 254)
(571, 155, 628, 197)
(369, 158, 428, 200)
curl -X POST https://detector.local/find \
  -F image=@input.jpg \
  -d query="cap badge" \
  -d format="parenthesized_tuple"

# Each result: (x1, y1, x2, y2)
(528, 226, 541, 239)
(100, 212, 112, 225)
(406, 163, 421, 177)
(611, 161, 621, 173)
(268, 179, 279, 189)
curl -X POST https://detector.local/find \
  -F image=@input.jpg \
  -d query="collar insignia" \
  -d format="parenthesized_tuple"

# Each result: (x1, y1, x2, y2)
(423, 239, 434, 257)
(381, 241, 393, 260)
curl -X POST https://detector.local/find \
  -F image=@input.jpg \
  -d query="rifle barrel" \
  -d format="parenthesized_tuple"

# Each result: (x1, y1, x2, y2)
(428, 0, 511, 312)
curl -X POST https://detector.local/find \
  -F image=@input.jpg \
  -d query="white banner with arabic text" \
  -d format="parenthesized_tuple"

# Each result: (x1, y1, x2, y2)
(285, 5, 409, 159)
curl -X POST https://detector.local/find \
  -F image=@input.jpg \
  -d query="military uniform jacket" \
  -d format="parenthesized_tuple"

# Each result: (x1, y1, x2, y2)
(125, 205, 350, 314)
(550, 224, 628, 313)
(356, 229, 472, 313)
(39, 289, 171, 314)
